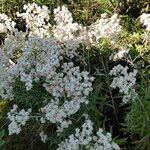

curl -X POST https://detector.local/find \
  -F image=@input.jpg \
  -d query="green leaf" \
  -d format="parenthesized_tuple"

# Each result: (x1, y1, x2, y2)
(0, 140, 5, 147)
(0, 130, 5, 138)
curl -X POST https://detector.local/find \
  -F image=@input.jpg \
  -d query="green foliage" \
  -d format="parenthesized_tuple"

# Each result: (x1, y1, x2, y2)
(13, 79, 52, 110)
(0, 130, 5, 148)
(0, 0, 113, 25)
(108, 0, 150, 17)
(125, 77, 150, 149)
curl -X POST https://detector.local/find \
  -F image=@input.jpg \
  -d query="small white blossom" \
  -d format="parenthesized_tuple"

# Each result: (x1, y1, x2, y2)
(7, 105, 31, 135)
(57, 119, 93, 150)
(57, 118, 120, 150)
(88, 13, 121, 44)
(39, 131, 48, 143)
(140, 13, 150, 31)
(110, 47, 129, 61)
(110, 64, 137, 103)
(0, 13, 15, 33)
(17, 3, 51, 37)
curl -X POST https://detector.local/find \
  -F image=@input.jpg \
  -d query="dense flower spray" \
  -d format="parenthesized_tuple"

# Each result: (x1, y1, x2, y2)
(58, 117, 120, 150)
(0, 3, 122, 149)
(109, 64, 137, 103)
(17, 3, 51, 37)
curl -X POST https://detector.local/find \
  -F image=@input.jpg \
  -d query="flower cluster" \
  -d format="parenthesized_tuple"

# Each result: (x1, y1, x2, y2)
(7, 105, 31, 135)
(109, 64, 138, 103)
(88, 13, 121, 44)
(1, 30, 26, 59)
(43, 62, 94, 98)
(57, 119, 93, 150)
(53, 6, 121, 55)
(40, 62, 93, 132)
(53, 6, 85, 58)
(110, 47, 129, 61)
(139, 13, 150, 44)
(58, 118, 120, 150)
(0, 30, 27, 99)
(0, 13, 15, 33)
(0, 36, 62, 98)
(40, 96, 86, 133)
(0, 4, 94, 136)
(140, 13, 150, 31)
(17, 3, 51, 37)
(53, 6, 82, 42)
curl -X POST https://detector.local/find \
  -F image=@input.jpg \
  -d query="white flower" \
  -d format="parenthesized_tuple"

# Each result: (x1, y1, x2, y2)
(57, 119, 93, 150)
(39, 131, 47, 143)
(88, 13, 121, 44)
(53, 5, 121, 55)
(0, 23, 7, 33)
(140, 13, 150, 31)
(110, 64, 137, 103)
(17, 3, 51, 37)
(57, 118, 120, 150)
(7, 105, 31, 135)
(110, 47, 129, 61)
(0, 13, 15, 33)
